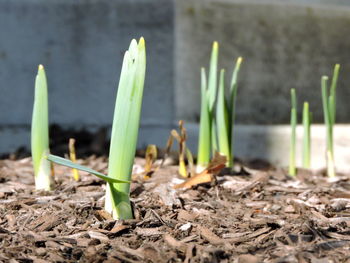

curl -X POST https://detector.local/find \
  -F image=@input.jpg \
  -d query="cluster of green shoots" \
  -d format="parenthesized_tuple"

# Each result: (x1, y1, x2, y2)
(31, 38, 146, 219)
(288, 64, 340, 177)
(31, 37, 342, 220)
(197, 42, 242, 171)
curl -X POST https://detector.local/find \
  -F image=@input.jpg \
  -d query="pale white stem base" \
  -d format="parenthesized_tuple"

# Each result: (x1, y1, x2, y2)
(196, 165, 207, 174)
(104, 185, 113, 216)
(327, 150, 336, 177)
(35, 158, 54, 190)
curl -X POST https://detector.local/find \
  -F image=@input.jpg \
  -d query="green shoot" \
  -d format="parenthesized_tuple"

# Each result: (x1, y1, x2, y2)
(207, 41, 219, 112)
(216, 69, 231, 166)
(302, 102, 311, 169)
(197, 42, 219, 171)
(48, 38, 146, 219)
(105, 37, 146, 219)
(228, 57, 243, 167)
(321, 74, 336, 177)
(197, 68, 211, 170)
(289, 88, 297, 176)
(197, 42, 243, 170)
(330, 64, 340, 126)
(211, 119, 218, 156)
(31, 65, 54, 190)
(214, 58, 243, 168)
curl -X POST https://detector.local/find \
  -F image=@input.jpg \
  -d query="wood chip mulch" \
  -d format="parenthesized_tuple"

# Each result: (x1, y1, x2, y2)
(1, 157, 350, 262)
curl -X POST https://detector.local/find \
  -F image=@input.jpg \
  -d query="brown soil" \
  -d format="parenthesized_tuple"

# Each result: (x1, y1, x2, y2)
(1, 156, 350, 262)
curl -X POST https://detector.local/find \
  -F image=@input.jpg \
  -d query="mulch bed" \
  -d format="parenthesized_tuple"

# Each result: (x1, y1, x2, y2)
(1, 156, 350, 262)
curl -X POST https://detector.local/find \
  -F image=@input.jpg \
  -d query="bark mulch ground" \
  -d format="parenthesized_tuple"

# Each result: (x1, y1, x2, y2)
(1, 156, 350, 262)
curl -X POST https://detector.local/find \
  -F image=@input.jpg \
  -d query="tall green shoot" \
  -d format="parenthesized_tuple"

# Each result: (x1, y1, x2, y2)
(321, 64, 339, 178)
(228, 57, 243, 166)
(31, 65, 54, 190)
(48, 38, 146, 219)
(197, 42, 242, 169)
(104, 38, 146, 219)
(289, 88, 297, 176)
(302, 102, 311, 169)
(197, 68, 211, 170)
(197, 42, 218, 171)
(216, 58, 242, 167)
(216, 69, 231, 166)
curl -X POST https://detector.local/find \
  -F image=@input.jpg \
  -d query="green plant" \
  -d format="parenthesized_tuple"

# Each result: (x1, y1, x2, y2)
(229, 57, 243, 166)
(197, 42, 242, 169)
(289, 88, 297, 176)
(216, 58, 242, 167)
(302, 102, 311, 169)
(48, 37, 146, 219)
(216, 69, 231, 166)
(321, 63, 340, 177)
(197, 42, 218, 171)
(31, 65, 54, 190)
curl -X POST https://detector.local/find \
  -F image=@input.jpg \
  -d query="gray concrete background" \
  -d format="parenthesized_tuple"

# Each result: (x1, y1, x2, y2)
(1, 0, 350, 169)
(175, 0, 350, 123)
(0, 0, 174, 153)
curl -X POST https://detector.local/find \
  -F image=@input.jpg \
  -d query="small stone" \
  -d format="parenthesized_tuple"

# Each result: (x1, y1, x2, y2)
(179, 223, 192, 231)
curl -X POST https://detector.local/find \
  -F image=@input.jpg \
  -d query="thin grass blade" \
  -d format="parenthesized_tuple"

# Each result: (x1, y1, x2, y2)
(47, 155, 130, 184)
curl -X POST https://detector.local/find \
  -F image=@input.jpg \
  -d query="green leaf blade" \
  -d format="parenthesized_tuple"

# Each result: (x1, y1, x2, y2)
(197, 68, 211, 168)
(302, 102, 311, 169)
(228, 57, 243, 164)
(216, 69, 231, 167)
(207, 41, 219, 112)
(47, 154, 130, 184)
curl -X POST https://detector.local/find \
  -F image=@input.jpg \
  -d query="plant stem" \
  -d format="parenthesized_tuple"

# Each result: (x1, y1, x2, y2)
(229, 57, 243, 167)
(197, 68, 211, 170)
(216, 69, 231, 167)
(302, 102, 311, 169)
(321, 76, 335, 177)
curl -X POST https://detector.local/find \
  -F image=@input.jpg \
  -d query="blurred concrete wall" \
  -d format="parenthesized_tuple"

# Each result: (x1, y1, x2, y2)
(175, 0, 350, 124)
(1, 0, 350, 168)
(0, 0, 174, 153)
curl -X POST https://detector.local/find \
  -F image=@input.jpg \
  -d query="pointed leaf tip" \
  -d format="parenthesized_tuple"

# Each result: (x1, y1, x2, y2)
(237, 57, 243, 64)
(139, 37, 145, 45)
(213, 41, 219, 49)
(38, 64, 44, 71)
